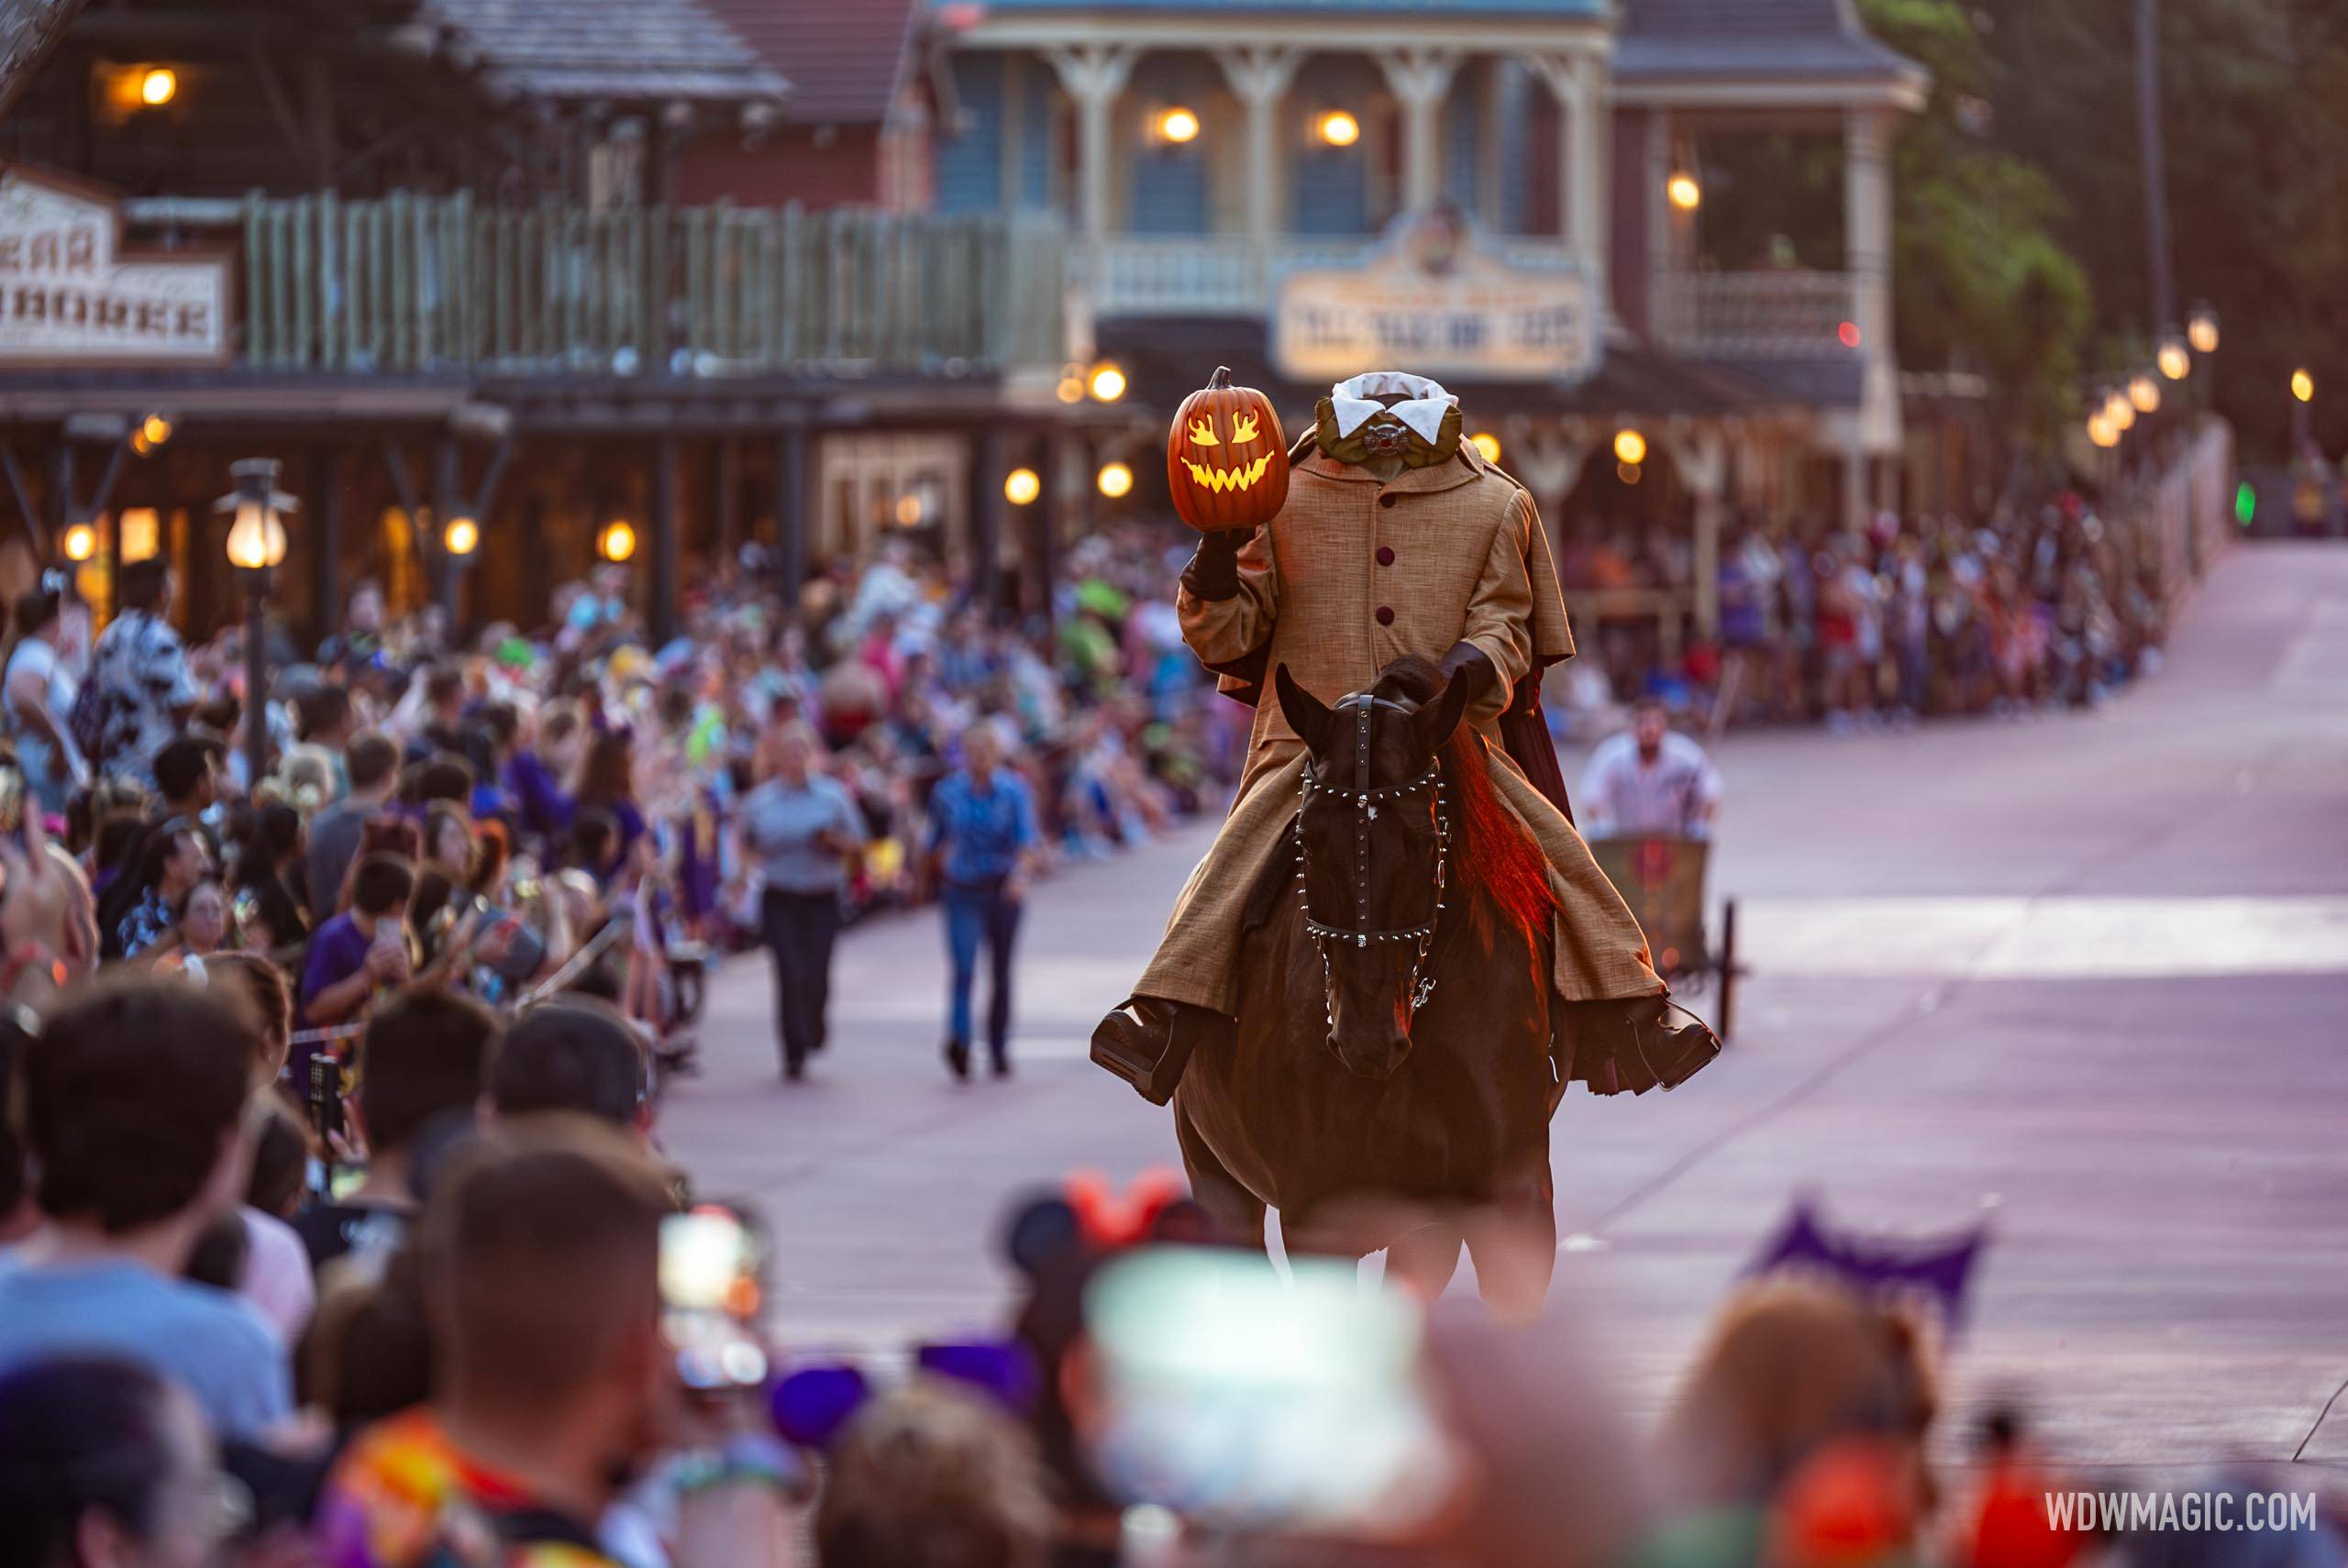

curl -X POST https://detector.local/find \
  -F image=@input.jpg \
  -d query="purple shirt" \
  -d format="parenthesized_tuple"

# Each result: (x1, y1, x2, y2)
(300, 912, 374, 1027)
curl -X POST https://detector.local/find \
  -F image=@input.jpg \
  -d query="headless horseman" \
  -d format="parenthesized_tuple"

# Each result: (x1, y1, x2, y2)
(1093, 371, 1720, 1101)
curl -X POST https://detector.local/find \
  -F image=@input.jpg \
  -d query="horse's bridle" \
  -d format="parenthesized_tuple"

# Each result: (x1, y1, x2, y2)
(1295, 692, 1450, 1027)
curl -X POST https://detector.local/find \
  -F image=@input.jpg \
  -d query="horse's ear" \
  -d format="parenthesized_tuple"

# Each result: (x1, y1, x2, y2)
(1274, 664, 1334, 755)
(1410, 672, 1473, 759)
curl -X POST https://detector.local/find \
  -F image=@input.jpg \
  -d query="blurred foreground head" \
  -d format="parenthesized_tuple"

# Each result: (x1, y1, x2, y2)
(0, 1356, 222, 1568)
(815, 1378, 1053, 1568)
(1659, 1274, 1939, 1550)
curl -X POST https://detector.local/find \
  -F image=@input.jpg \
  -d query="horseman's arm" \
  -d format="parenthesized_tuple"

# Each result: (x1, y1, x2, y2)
(1449, 490, 1542, 724)
(1176, 525, 1276, 666)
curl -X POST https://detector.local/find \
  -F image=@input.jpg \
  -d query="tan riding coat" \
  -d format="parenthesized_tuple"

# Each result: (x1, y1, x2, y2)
(1134, 440, 1665, 1012)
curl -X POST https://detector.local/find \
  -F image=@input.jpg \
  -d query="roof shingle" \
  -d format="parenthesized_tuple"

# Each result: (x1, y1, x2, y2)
(421, 0, 789, 105)
(1614, 0, 1921, 85)
(703, 0, 920, 126)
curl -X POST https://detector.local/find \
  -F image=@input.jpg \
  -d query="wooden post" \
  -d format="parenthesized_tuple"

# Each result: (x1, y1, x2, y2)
(968, 427, 1005, 620)
(773, 424, 808, 604)
(651, 435, 681, 644)
(308, 445, 343, 647)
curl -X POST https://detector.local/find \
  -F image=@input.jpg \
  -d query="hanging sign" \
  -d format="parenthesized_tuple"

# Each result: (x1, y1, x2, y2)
(0, 165, 230, 365)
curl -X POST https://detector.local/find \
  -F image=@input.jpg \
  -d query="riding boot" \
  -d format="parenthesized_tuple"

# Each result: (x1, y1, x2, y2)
(1557, 995, 1722, 1094)
(1091, 996, 1227, 1105)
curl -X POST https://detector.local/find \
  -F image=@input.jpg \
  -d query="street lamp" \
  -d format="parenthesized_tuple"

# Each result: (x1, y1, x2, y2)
(216, 458, 294, 790)
(2187, 304, 2220, 355)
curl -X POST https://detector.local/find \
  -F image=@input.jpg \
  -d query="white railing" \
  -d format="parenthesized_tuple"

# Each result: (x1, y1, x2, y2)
(1091, 235, 1586, 317)
(1654, 271, 1858, 359)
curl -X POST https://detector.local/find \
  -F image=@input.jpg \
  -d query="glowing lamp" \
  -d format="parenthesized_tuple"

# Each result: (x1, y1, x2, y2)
(893, 493, 924, 526)
(1003, 468, 1042, 506)
(1315, 109, 1360, 148)
(443, 515, 480, 557)
(1097, 460, 1135, 500)
(217, 458, 293, 571)
(139, 67, 177, 106)
(1155, 106, 1201, 145)
(2187, 304, 2220, 356)
(2128, 374, 2160, 414)
(599, 519, 637, 562)
(1468, 432, 1501, 464)
(1666, 171, 1702, 211)
(1088, 362, 1127, 403)
(140, 414, 172, 447)
(61, 522, 96, 562)
(2088, 414, 2118, 448)
(2292, 369, 2315, 403)
(2104, 392, 2135, 432)
(2156, 339, 2191, 381)
(1612, 428, 1647, 467)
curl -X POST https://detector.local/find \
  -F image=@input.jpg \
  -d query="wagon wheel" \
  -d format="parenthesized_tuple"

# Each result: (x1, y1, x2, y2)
(1715, 897, 1739, 1043)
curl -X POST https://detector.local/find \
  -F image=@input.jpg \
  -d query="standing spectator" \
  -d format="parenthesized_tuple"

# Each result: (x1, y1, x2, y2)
(484, 997, 650, 1133)
(0, 1357, 240, 1567)
(294, 988, 503, 1274)
(6, 576, 89, 816)
(0, 978, 292, 1440)
(1577, 698, 1724, 841)
(300, 854, 415, 1031)
(232, 800, 310, 955)
(174, 878, 232, 957)
(307, 732, 400, 917)
(82, 558, 197, 788)
(925, 722, 1040, 1081)
(507, 700, 582, 851)
(738, 723, 867, 1080)
(815, 1381, 1054, 1568)
(575, 726, 648, 870)
(106, 820, 211, 962)
(314, 1121, 798, 1568)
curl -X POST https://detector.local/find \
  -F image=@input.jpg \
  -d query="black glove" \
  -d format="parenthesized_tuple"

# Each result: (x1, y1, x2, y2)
(1439, 641, 1498, 705)
(1180, 527, 1249, 602)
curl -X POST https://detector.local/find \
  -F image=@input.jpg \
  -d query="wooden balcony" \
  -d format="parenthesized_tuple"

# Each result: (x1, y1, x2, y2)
(1089, 234, 1589, 319)
(236, 194, 1069, 378)
(1653, 271, 1859, 360)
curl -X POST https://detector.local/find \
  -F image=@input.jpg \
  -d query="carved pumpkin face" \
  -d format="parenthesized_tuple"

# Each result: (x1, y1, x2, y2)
(1167, 366, 1290, 532)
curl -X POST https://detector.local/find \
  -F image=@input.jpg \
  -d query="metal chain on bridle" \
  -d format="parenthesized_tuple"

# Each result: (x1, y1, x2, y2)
(1294, 692, 1451, 1028)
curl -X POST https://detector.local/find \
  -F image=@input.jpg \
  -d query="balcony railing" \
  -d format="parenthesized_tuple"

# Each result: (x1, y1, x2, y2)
(1090, 235, 1587, 318)
(238, 193, 1069, 376)
(1654, 271, 1858, 359)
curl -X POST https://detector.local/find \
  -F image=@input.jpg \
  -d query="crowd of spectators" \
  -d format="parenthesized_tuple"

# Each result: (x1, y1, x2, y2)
(1552, 494, 2176, 734)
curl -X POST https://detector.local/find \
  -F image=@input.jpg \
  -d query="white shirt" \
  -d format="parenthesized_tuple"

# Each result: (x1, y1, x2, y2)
(1578, 731, 1723, 840)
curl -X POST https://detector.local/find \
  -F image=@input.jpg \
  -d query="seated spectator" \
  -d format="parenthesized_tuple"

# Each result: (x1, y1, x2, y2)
(0, 1356, 235, 1567)
(485, 997, 650, 1133)
(294, 988, 503, 1274)
(815, 1379, 1053, 1568)
(307, 731, 401, 918)
(315, 1120, 795, 1568)
(301, 855, 415, 1031)
(0, 978, 292, 1439)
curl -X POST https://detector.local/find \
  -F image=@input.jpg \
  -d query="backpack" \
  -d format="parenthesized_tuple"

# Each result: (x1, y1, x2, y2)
(68, 672, 109, 767)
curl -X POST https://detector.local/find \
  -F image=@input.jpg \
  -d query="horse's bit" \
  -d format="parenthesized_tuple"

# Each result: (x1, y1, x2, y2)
(1295, 692, 1450, 1026)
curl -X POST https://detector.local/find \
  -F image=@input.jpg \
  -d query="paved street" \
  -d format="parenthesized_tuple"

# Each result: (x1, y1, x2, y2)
(661, 541, 2348, 1472)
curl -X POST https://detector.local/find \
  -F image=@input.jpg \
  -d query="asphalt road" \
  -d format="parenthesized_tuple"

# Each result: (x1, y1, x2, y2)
(660, 540, 2348, 1473)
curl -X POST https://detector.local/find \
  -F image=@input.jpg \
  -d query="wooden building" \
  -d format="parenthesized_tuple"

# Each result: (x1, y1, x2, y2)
(0, 0, 1092, 643)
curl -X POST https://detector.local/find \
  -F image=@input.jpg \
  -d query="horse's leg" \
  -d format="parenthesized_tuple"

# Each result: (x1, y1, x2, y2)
(1174, 1100, 1267, 1253)
(1465, 1165, 1557, 1322)
(1385, 1220, 1467, 1303)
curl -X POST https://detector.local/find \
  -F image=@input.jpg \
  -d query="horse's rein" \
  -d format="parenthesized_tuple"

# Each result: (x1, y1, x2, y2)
(1295, 693, 1450, 1024)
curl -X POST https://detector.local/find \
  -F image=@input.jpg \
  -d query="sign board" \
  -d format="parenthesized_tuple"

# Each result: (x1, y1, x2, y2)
(1271, 215, 1600, 385)
(0, 166, 230, 366)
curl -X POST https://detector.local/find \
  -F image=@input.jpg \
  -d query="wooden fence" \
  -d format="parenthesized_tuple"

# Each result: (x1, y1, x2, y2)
(238, 193, 1069, 377)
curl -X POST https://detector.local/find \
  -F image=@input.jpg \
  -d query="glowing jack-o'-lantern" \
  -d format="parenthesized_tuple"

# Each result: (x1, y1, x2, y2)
(1167, 366, 1290, 533)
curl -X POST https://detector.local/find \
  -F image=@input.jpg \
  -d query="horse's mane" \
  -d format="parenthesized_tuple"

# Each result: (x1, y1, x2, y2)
(1372, 657, 1556, 944)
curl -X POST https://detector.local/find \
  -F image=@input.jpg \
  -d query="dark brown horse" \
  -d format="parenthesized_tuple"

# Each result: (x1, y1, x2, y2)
(1172, 656, 1566, 1312)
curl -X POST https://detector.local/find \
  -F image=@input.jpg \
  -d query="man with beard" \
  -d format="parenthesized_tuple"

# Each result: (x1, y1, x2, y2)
(1578, 697, 1723, 840)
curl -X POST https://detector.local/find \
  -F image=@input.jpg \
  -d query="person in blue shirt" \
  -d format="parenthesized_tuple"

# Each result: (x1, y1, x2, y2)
(738, 725, 868, 1080)
(924, 721, 1040, 1079)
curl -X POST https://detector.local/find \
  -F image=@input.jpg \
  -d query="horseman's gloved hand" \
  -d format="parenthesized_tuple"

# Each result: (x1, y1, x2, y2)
(1438, 641, 1498, 706)
(1180, 526, 1251, 602)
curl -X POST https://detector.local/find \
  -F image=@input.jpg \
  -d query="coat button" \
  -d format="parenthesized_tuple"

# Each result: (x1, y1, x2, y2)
(1379, 493, 1398, 509)
(1375, 605, 1395, 626)
(1376, 546, 1395, 566)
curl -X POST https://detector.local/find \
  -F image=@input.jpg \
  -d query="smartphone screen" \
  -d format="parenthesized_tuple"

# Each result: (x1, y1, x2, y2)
(660, 1205, 769, 1390)
(1082, 1248, 1456, 1534)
